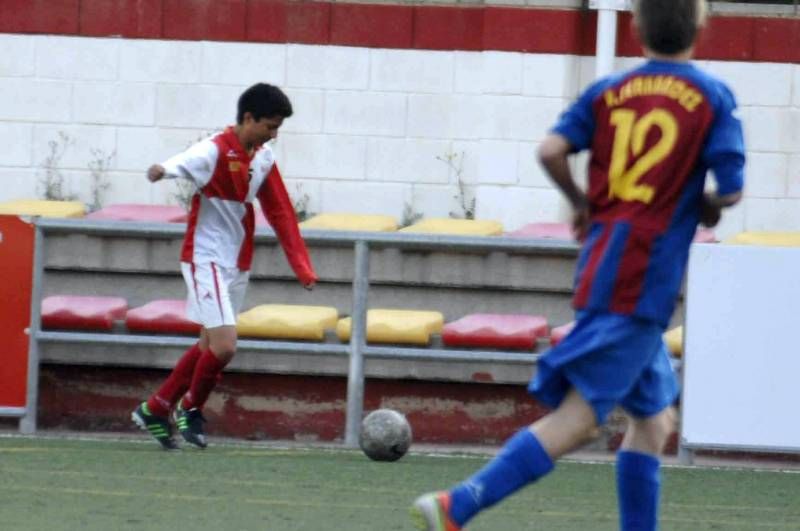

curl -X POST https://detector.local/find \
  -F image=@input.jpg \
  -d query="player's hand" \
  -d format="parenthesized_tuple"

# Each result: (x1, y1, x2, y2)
(147, 164, 165, 182)
(571, 204, 590, 241)
(700, 194, 722, 228)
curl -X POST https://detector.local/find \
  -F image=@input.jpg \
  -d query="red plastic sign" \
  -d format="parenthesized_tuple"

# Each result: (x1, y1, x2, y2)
(0, 216, 34, 409)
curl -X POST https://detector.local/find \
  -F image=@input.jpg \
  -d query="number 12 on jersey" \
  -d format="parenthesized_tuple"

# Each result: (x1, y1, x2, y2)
(608, 108, 679, 204)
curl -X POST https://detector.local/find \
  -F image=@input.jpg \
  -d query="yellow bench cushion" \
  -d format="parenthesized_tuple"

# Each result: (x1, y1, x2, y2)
(399, 218, 503, 236)
(336, 309, 444, 345)
(236, 304, 339, 341)
(300, 213, 398, 232)
(723, 231, 800, 247)
(663, 326, 683, 358)
(0, 199, 85, 218)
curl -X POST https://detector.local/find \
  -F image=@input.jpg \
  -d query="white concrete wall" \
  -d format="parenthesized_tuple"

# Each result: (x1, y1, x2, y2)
(1, 33, 798, 236)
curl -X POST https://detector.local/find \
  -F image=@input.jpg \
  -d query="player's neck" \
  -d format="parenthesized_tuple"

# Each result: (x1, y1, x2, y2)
(233, 125, 256, 154)
(643, 46, 694, 63)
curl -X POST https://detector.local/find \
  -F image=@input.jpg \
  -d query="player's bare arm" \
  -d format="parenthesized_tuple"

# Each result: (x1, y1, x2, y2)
(704, 190, 742, 208)
(700, 190, 742, 228)
(147, 164, 165, 182)
(538, 134, 590, 239)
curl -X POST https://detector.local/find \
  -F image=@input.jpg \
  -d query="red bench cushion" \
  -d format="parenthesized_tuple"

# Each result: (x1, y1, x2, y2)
(41, 295, 128, 331)
(442, 314, 549, 350)
(86, 204, 188, 223)
(125, 299, 201, 335)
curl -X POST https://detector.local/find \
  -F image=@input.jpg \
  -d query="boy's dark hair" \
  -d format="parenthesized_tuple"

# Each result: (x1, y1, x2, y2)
(634, 0, 706, 55)
(237, 83, 293, 124)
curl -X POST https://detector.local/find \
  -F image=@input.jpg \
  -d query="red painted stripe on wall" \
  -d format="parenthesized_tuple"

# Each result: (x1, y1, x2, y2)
(483, 7, 597, 55)
(618, 11, 800, 63)
(331, 3, 413, 48)
(753, 17, 800, 64)
(413, 6, 484, 51)
(245, 0, 331, 44)
(2, 0, 798, 64)
(697, 16, 755, 61)
(163, 0, 248, 42)
(79, 0, 162, 39)
(0, 0, 80, 35)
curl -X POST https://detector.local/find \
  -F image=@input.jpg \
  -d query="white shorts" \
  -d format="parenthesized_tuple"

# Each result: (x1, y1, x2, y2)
(181, 262, 250, 329)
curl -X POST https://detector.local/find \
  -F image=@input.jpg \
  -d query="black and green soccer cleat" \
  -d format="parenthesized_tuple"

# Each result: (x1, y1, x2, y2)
(175, 403, 208, 449)
(131, 402, 179, 450)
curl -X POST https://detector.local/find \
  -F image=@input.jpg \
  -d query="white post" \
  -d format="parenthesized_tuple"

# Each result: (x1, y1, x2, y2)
(20, 225, 44, 434)
(589, 0, 631, 79)
(344, 240, 370, 447)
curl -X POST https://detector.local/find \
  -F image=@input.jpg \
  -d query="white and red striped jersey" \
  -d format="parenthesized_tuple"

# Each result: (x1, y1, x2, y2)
(161, 127, 316, 284)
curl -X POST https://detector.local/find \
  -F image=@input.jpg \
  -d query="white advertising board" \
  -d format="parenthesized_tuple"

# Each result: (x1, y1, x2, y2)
(682, 243, 800, 452)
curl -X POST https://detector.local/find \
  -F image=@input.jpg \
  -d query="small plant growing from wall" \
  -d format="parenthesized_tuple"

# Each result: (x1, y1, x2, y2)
(171, 130, 220, 211)
(291, 183, 314, 222)
(87, 148, 115, 212)
(39, 131, 77, 201)
(171, 177, 197, 212)
(437, 151, 475, 220)
(401, 191, 424, 227)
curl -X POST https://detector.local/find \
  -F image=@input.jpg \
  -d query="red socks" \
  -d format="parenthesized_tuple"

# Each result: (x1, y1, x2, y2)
(180, 349, 227, 411)
(146, 343, 202, 417)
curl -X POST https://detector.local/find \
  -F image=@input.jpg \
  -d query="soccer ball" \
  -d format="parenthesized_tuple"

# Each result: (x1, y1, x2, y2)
(359, 408, 412, 462)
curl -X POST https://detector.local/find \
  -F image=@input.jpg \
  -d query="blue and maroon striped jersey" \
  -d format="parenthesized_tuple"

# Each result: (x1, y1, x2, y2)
(552, 60, 745, 326)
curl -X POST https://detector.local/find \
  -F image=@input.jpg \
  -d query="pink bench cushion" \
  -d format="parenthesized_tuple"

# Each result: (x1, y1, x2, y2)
(255, 210, 269, 227)
(125, 299, 201, 335)
(506, 222, 573, 240)
(507, 223, 716, 243)
(694, 228, 717, 243)
(41, 295, 128, 331)
(86, 204, 188, 223)
(549, 321, 576, 347)
(442, 314, 549, 350)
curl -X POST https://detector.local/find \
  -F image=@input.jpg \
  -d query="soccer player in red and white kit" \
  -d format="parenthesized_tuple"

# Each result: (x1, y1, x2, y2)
(132, 83, 317, 450)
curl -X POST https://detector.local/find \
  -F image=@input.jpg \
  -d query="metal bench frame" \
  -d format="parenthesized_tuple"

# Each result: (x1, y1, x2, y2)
(14, 217, 582, 445)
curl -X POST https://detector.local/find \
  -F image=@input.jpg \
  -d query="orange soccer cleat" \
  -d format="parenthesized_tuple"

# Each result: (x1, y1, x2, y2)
(410, 491, 462, 531)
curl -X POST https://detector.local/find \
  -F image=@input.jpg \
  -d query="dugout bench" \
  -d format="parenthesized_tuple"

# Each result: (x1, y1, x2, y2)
(17, 217, 586, 447)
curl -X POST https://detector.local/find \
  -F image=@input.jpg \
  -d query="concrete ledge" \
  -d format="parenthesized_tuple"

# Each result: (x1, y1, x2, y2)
(37, 218, 582, 324)
(37, 330, 540, 385)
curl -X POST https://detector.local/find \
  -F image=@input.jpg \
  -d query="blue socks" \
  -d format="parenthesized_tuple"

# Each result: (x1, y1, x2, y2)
(616, 450, 661, 531)
(446, 432, 662, 529)
(449, 428, 554, 526)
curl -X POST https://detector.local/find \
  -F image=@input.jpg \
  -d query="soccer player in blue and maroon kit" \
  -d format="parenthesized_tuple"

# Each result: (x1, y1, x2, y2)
(411, 1, 744, 530)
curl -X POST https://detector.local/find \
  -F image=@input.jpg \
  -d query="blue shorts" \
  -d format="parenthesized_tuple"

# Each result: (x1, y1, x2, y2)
(529, 311, 679, 425)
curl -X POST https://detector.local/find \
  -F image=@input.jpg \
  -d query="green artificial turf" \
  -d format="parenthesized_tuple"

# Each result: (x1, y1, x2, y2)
(0, 436, 798, 530)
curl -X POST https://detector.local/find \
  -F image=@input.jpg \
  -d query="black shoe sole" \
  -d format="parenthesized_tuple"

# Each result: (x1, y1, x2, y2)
(179, 432, 207, 449)
(131, 409, 180, 451)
